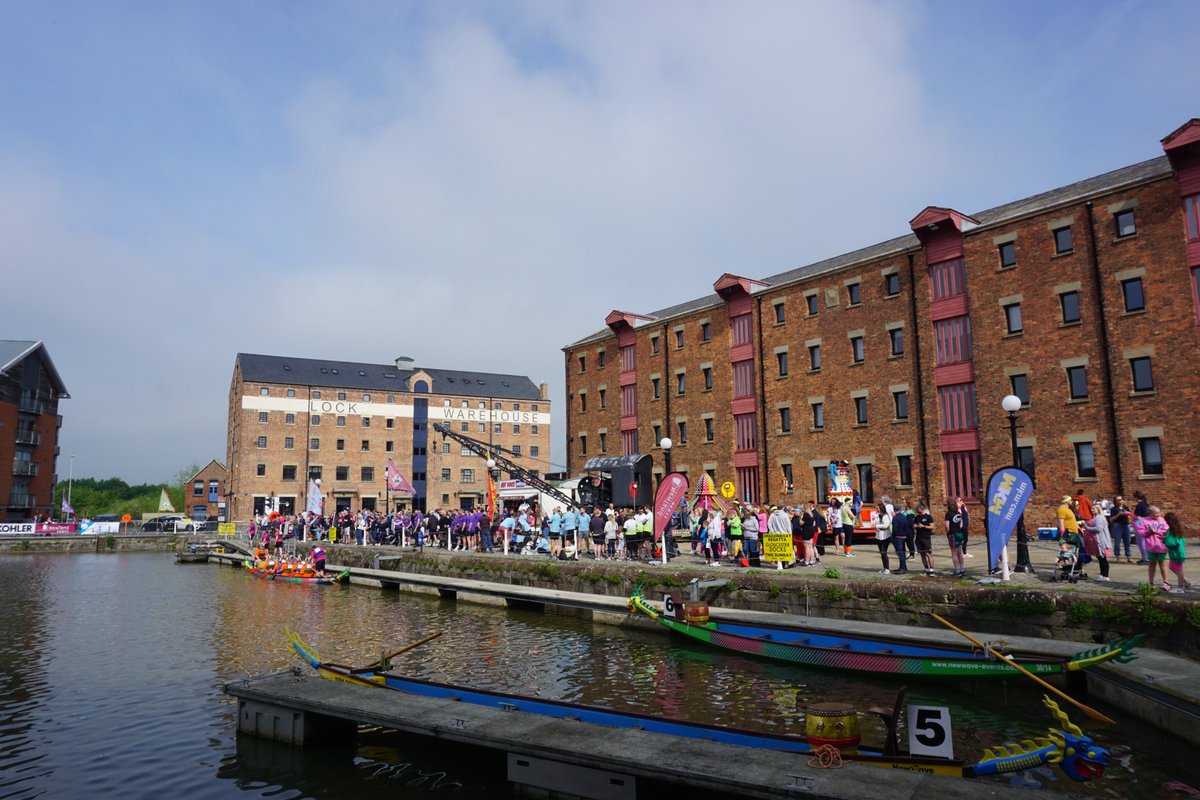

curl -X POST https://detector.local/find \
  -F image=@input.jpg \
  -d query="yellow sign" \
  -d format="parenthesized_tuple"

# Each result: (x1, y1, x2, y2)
(720, 481, 736, 499)
(762, 532, 794, 562)
(217, 523, 236, 537)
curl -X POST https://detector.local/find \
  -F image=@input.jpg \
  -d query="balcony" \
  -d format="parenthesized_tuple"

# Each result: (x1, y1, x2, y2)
(15, 430, 41, 446)
(13, 461, 39, 477)
(18, 398, 45, 415)
(8, 494, 34, 508)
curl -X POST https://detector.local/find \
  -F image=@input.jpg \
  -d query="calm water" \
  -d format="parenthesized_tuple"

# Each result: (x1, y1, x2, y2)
(0, 552, 1194, 799)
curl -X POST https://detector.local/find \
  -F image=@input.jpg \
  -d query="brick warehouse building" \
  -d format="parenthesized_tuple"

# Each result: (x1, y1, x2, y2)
(226, 353, 550, 520)
(563, 119, 1200, 518)
(0, 340, 69, 521)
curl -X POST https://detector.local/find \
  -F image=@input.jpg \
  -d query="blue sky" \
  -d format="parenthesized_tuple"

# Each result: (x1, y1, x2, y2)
(2, 0, 1196, 484)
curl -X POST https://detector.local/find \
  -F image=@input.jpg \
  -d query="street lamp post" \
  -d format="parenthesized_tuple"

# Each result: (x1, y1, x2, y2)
(67, 455, 74, 519)
(1002, 395, 1034, 573)
(659, 437, 673, 564)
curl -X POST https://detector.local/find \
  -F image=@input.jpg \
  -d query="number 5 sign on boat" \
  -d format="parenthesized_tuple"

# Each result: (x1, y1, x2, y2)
(907, 705, 954, 759)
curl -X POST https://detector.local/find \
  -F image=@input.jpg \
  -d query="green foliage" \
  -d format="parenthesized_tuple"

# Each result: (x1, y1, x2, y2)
(821, 587, 855, 602)
(1187, 604, 1200, 632)
(52, 465, 200, 519)
(1066, 602, 1096, 624)
(1130, 583, 1179, 628)
(886, 592, 925, 607)
(768, 584, 781, 599)
(967, 595, 1055, 616)
(822, 567, 842, 579)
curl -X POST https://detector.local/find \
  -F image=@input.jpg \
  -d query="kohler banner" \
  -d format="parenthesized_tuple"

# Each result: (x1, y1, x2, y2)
(985, 466, 1034, 565)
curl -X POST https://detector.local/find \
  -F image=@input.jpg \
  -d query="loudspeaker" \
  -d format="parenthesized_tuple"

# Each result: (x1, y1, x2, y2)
(610, 456, 652, 507)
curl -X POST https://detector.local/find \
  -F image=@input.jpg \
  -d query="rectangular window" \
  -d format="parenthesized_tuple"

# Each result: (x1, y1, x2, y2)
(282, 465, 297, 481)
(1010, 373, 1030, 405)
(259, 387, 269, 396)
(1138, 436, 1163, 475)
(337, 392, 346, 401)
(938, 383, 979, 432)
(808, 344, 821, 371)
(703, 366, 713, 390)
(461, 469, 475, 483)
(893, 390, 909, 420)
(1060, 290, 1081, 324)
(731, 313, 753, 346)
(998, 241, 1017, 268)
(287, 389, 296, 398)
(599, 432, 607, 452)
(620, 345, 634, 371)
(774, 303, 786, 323)
(1067, 365, 1089, 400)
(812, 402, 824, 430)
(311, 415, 320, 425)
(676, 373, 686, 395)
(781, 463, 794, 490)
(580, 435, 587, 455)
(256, 436, 267, 448)
(1074, 441, 1096, 479)
(386, 418, 394, 428)
(1004, 303, 1023, 334)
(806, 294, 818, 316)
(700, 321, 711, 341)
(598, 350, 606, 368)
(1115, 209, 1136, 238)
(1017, 445, 1036, 485)
(284, 437, 294, 449)
(512, 444, 522, 456)
(650, 336, 660, 355)
(361, 467, 374, 481)
(652, 377, 661, 399)
(884, 272, 900, 296)
(943, 450, 982, 500)
(854, 396, 868, 425)
(441, 468, 451, 480)
(677, 421, 688, 444)
(704, 418, 714, 442)
(531, 425, 539, 434)
(856, 464, 874, 503)
(814, 466, 829, 504)
(734, 413, 757, 450)
(897, 455, 913, 487)
(513, 423, 521, 435)
(494, 422, 503, 434)
(362, 417, 371, 427)
(386, 441, 394, 452)
(337, 416, 346, 427)
(308, 466, 322, 481)
(476, 422, 484, 433)
(258, 411, 268, 423)
(336, 439, 345, 450)
(256, 463, 266, 477)
(530, 445, 540, 457)
(361, 440, 370, 451)
(336, 466, 349, 481)
(933, 316, 973, 365)
(312, 390, 321, 399)
(847, 282, 861, 306)
(1121, 278, 1145, 312)
(1053, 226, 1073, 254)
(621, 384, 637, 416)
(675, 329, 684, 349)
(310, 438, 319, 450)
(930, 258, 966, 300)
(732, 361, 754, 397)
(779, 407, 791, 433)
(598, 388, 606, 408)
(579, 393, 587, 413)
(889, 328, 903, 356)
(1186, 194, 1200, 241)
(850, 335, 864, 364)
(776, 351, 788, 377)
(192, 480, 204, 496)
(652, 424, 661, 445)
(285, 413, 295, 424)
(1130, 357, 1154, 392)
(578, 355, 586, 373)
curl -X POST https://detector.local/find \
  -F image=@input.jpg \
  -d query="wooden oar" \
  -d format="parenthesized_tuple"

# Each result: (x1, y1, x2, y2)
(350, 631, 443, 674)
(929, 613, 1115, 726)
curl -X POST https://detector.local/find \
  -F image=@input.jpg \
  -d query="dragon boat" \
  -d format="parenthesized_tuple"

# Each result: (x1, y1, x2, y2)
(242, 559, 350, 585)
(627, 589, 1142, 680)
(284, 628, 1112, 782)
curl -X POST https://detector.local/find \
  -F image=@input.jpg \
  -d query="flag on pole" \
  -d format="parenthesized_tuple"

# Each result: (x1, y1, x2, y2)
(158, 489, 175, 512)
(486, 470, 499, 519)
(306, 479, 324, 514)
(61, 498, 74, 516)
(386, 459, 416, 493)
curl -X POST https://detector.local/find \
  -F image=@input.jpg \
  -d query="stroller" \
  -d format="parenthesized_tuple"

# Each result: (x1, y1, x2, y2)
(1052, 531, 1089, 583)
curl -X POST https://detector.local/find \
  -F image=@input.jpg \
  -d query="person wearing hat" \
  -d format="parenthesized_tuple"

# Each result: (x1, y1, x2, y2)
(1056, 495, 1080, 542)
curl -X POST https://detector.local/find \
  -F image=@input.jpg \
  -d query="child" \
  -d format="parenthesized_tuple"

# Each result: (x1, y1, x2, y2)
(1163, 512, 1191, 593)
(1056, 540, 1076, 570)
(1133, 506, 1171, 591)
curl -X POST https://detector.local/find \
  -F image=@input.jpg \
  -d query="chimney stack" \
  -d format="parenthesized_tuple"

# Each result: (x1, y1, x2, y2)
(395, 356, 415, 371)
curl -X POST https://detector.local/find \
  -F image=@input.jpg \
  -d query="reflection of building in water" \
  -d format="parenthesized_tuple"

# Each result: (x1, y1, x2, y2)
(226, 353, 550, 519)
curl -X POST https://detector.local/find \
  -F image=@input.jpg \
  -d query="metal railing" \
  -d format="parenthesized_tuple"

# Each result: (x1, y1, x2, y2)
(18, 399, 45, 415)
(15, 431, 40, 446)
(7, 494, 35, 507)
(12, 461, 38, 477)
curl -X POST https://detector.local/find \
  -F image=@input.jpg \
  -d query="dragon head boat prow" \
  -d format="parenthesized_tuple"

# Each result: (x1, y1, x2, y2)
(973, 695, 1110, 782)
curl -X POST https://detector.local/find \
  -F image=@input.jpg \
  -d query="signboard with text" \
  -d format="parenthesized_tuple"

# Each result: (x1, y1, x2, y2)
(762, 532, 793, 562)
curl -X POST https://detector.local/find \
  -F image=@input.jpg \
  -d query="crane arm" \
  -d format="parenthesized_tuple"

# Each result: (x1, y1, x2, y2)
(431, 422, 574, 509)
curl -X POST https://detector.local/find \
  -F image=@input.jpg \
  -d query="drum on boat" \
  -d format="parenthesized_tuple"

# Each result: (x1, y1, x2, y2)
(682, 602, 709, 625)
(804, 703, 861, 752)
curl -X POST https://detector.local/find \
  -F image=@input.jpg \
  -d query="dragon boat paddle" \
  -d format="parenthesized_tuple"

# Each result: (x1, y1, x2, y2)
(930, 613, 1115, 726)
(351, 631, 443, 674)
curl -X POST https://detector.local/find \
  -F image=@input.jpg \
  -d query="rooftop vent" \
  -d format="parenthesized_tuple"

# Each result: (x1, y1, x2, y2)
(283, 365, 292, 371)
(320, 368, 328, 374)
(358, 370, 366, 376)
(395, 355, 415, 371)
(446, 377, 455, 383)
(384, 372, 397, 379)
(331, 369, 338, 374)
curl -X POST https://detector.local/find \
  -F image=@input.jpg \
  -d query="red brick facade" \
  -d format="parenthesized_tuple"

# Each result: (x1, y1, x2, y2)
(564, 121, 1200, 521)
(0, 341, 69, 521)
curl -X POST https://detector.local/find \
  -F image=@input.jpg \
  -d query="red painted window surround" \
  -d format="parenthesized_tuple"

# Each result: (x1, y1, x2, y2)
(621, 429, 637, 456)
(930, 257, 967, 300)
(736, 465, 759, 503)
(943, 449, 981, 499)
(731, 314, 753, 346)
(734, 413, 757, 451)
(732, 360, 754, 398)
(619, 344, 635, 372)
(732, 396, 757, 416)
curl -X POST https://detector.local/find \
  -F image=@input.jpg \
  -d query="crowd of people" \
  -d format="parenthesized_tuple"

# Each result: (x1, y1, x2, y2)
(242, 486, 1189, 591)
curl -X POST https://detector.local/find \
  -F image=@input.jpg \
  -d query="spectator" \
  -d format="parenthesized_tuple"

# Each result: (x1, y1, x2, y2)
(944, 501, 966, 576)
(1163, 512, 1191, 594)
(1132, 491, 1151, 565)
(1074, 489, 1095, 526)
(1108, 496, 1134, 563)
(1085, 510, 1113, 582)
(1056, 495, 1080, 542)
(1133, 506, 1170, 591)
(913, 501, 935, 575)
(890, 502, 911, 574)
(873, 502, 893, 574)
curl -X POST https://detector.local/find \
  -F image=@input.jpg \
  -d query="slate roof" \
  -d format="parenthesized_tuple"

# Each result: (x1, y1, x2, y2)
(565, 155, 1175, 349)
(0, 339, 70, 397)
(236, 353, 544, 401)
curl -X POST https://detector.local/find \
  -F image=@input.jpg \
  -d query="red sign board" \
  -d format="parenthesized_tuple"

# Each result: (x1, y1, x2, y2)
(653, 473, 689, 541)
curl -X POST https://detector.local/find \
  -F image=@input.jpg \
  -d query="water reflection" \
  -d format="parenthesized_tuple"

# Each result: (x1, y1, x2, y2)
(0, 553, 1194, 799)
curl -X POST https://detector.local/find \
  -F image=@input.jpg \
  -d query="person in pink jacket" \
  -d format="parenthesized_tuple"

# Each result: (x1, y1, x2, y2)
(1133, 506, 1171, 591)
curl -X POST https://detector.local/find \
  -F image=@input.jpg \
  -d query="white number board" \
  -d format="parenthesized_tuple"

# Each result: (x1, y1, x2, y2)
(663, 594, 677, 620)
(906, 705, 954, 759)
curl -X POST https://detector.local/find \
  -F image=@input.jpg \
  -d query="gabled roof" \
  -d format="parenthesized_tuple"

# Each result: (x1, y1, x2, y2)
(187, 459, 227, 481)
(236, 353, 543, 401)
(564, 154, 1175, 350)
(0, 340, 70, 398)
